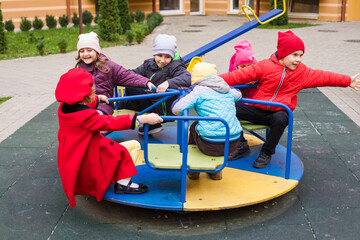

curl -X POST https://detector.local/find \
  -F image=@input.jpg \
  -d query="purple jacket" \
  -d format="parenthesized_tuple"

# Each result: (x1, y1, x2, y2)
(78, 55, 149, 115)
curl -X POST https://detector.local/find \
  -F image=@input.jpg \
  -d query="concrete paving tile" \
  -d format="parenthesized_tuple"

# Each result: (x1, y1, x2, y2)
(23, 144, 58, 178)
(225, 191, 307, 226)
(0, 146, 48, 166)
(52, 223, 139, 240)
(54, 198, 228, 239)
(0, 130, 58, 148)
(226, 224, 314, 240)
(306, 207, 360, 240)
(338, 151, 360, 170)
(26, 156, 59, 178)
(0, 188, 6, 196)
(64, 197, 182, 225)
(139, 229, 226, 240)
(311, 120, 360, 135)
(137, 213, 227, 239)
(298, 177, 360, 208)
(302, 109, 350, 122)
(0, 202, 67, 240)
(17, 117, 58, 133)
(1, 175, 67, 206)
(50, 207, 139, 240)
(289, 127, 324, 142)
(322, 134, 360, 152)
(0, 165, 28, 189)
(351, 170, 360, 181)
(291, 141, 337, 159)
(297, 93, 336, 111)
(301, 156, 351, 181)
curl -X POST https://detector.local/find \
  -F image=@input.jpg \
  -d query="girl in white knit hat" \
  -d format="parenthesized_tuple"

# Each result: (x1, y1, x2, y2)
(75, 32, 155, 116)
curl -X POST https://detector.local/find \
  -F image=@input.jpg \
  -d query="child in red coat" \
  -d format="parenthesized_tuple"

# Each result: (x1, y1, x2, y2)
(220, 31, 360, 169)
(55, 68, 163, 207)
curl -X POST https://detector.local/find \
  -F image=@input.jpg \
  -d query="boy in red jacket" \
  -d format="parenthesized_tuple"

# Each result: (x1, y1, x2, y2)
(220, 31, 360, 169)
(55, 68, 163, 207)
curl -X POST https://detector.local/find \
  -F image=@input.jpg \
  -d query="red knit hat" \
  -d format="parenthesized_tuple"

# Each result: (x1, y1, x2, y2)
(277, 31, 305, 60)
(55, 68, 94, 105)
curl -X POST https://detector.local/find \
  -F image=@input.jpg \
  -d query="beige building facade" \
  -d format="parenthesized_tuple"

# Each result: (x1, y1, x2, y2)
(1, 0, 359, 28)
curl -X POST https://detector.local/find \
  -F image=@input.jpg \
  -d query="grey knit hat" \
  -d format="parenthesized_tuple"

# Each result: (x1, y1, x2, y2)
(153, 34, 177, 58)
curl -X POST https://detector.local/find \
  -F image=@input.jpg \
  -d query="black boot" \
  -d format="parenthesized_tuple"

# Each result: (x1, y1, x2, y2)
(253, 151, 272, 168)
(228, 141, 250, 161)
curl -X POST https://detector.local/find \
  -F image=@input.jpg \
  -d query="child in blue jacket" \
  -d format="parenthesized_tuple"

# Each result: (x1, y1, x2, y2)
(172, 62, 243, 180)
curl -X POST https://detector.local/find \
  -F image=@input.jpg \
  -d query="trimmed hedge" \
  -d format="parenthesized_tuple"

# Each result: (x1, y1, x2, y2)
(32, 16, 44, 30)
(98, 0, 122, 41)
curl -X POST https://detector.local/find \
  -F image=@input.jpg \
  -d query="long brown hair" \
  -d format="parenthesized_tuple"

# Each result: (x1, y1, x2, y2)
(75, 52, 110, 74)
(82, 85, 96, 104)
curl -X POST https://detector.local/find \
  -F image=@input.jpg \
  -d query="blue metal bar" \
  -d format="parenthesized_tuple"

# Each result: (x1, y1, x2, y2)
(107, 88, 181, 115)
(183, 9, 282, 64)
(138, 95, 172, 115)
(143, 116, 230, 204)
(107, 91, 179, 103)
(239, 98, 293, 179)
(234, 84, 258, 89)
(180, 119, 189, 203)
(248, 130, 266, 142)
(114, 87, 119, 110)
(159, 116, 230, 173)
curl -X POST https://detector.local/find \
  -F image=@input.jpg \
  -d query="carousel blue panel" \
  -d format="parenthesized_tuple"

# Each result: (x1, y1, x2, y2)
(227, 144, 303, 181)
(104, 165, 183, 210)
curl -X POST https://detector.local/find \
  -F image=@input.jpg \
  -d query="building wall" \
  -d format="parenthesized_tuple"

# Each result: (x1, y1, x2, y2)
(250, 0, 350, 22)
(317, 0, 342, 22)
(183, 0, 190, 15)
(2, 0, 359, 26)
(1, 0, 96, 28)
(204, 0, 228, 15)
(346, 0, 360, 21)
(129, 0, 153, 14)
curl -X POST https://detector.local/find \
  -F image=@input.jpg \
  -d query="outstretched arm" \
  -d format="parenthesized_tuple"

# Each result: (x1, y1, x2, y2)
(350, 73, 360, 91)
(137, 113, 163, 125)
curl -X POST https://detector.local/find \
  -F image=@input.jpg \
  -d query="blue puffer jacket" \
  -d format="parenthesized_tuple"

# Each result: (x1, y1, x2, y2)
(172, 75, 242, 138)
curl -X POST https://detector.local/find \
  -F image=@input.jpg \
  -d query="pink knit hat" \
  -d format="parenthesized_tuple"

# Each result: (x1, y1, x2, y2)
(229, 40, 257, 72)
(77, 32, 101, 54)
(277, 31, 305, 59)
(234, 40, 257, 66)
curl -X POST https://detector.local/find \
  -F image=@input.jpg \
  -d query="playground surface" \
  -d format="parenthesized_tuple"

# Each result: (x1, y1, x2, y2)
(0, 15, 360, 239)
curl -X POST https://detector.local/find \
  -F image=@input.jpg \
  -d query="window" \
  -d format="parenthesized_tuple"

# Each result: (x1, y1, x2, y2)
(160, 0, 183, 15)
(191, 0, 203, 14)
(232, 0, 254, 15)
(288, 0, 319, 19)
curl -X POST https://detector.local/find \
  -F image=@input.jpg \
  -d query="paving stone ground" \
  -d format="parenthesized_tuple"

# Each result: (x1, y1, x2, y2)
(0, 16, 359, 239)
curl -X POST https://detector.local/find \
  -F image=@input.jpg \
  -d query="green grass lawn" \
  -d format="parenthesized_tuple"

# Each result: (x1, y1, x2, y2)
(256, 22, 320, 29)
(0, 21, 318, 60)
(0, 97, 12, 105)
(0, 23, 147, 60)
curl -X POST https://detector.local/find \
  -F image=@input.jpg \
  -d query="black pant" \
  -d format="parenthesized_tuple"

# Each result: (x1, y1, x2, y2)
(235, 102, 289, 155)
(121, 87, 176, 116)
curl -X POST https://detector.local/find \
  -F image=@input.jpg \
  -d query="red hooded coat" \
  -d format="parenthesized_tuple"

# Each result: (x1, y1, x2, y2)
(220, 53, 351, 112)
(57, 101, 137, 207)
